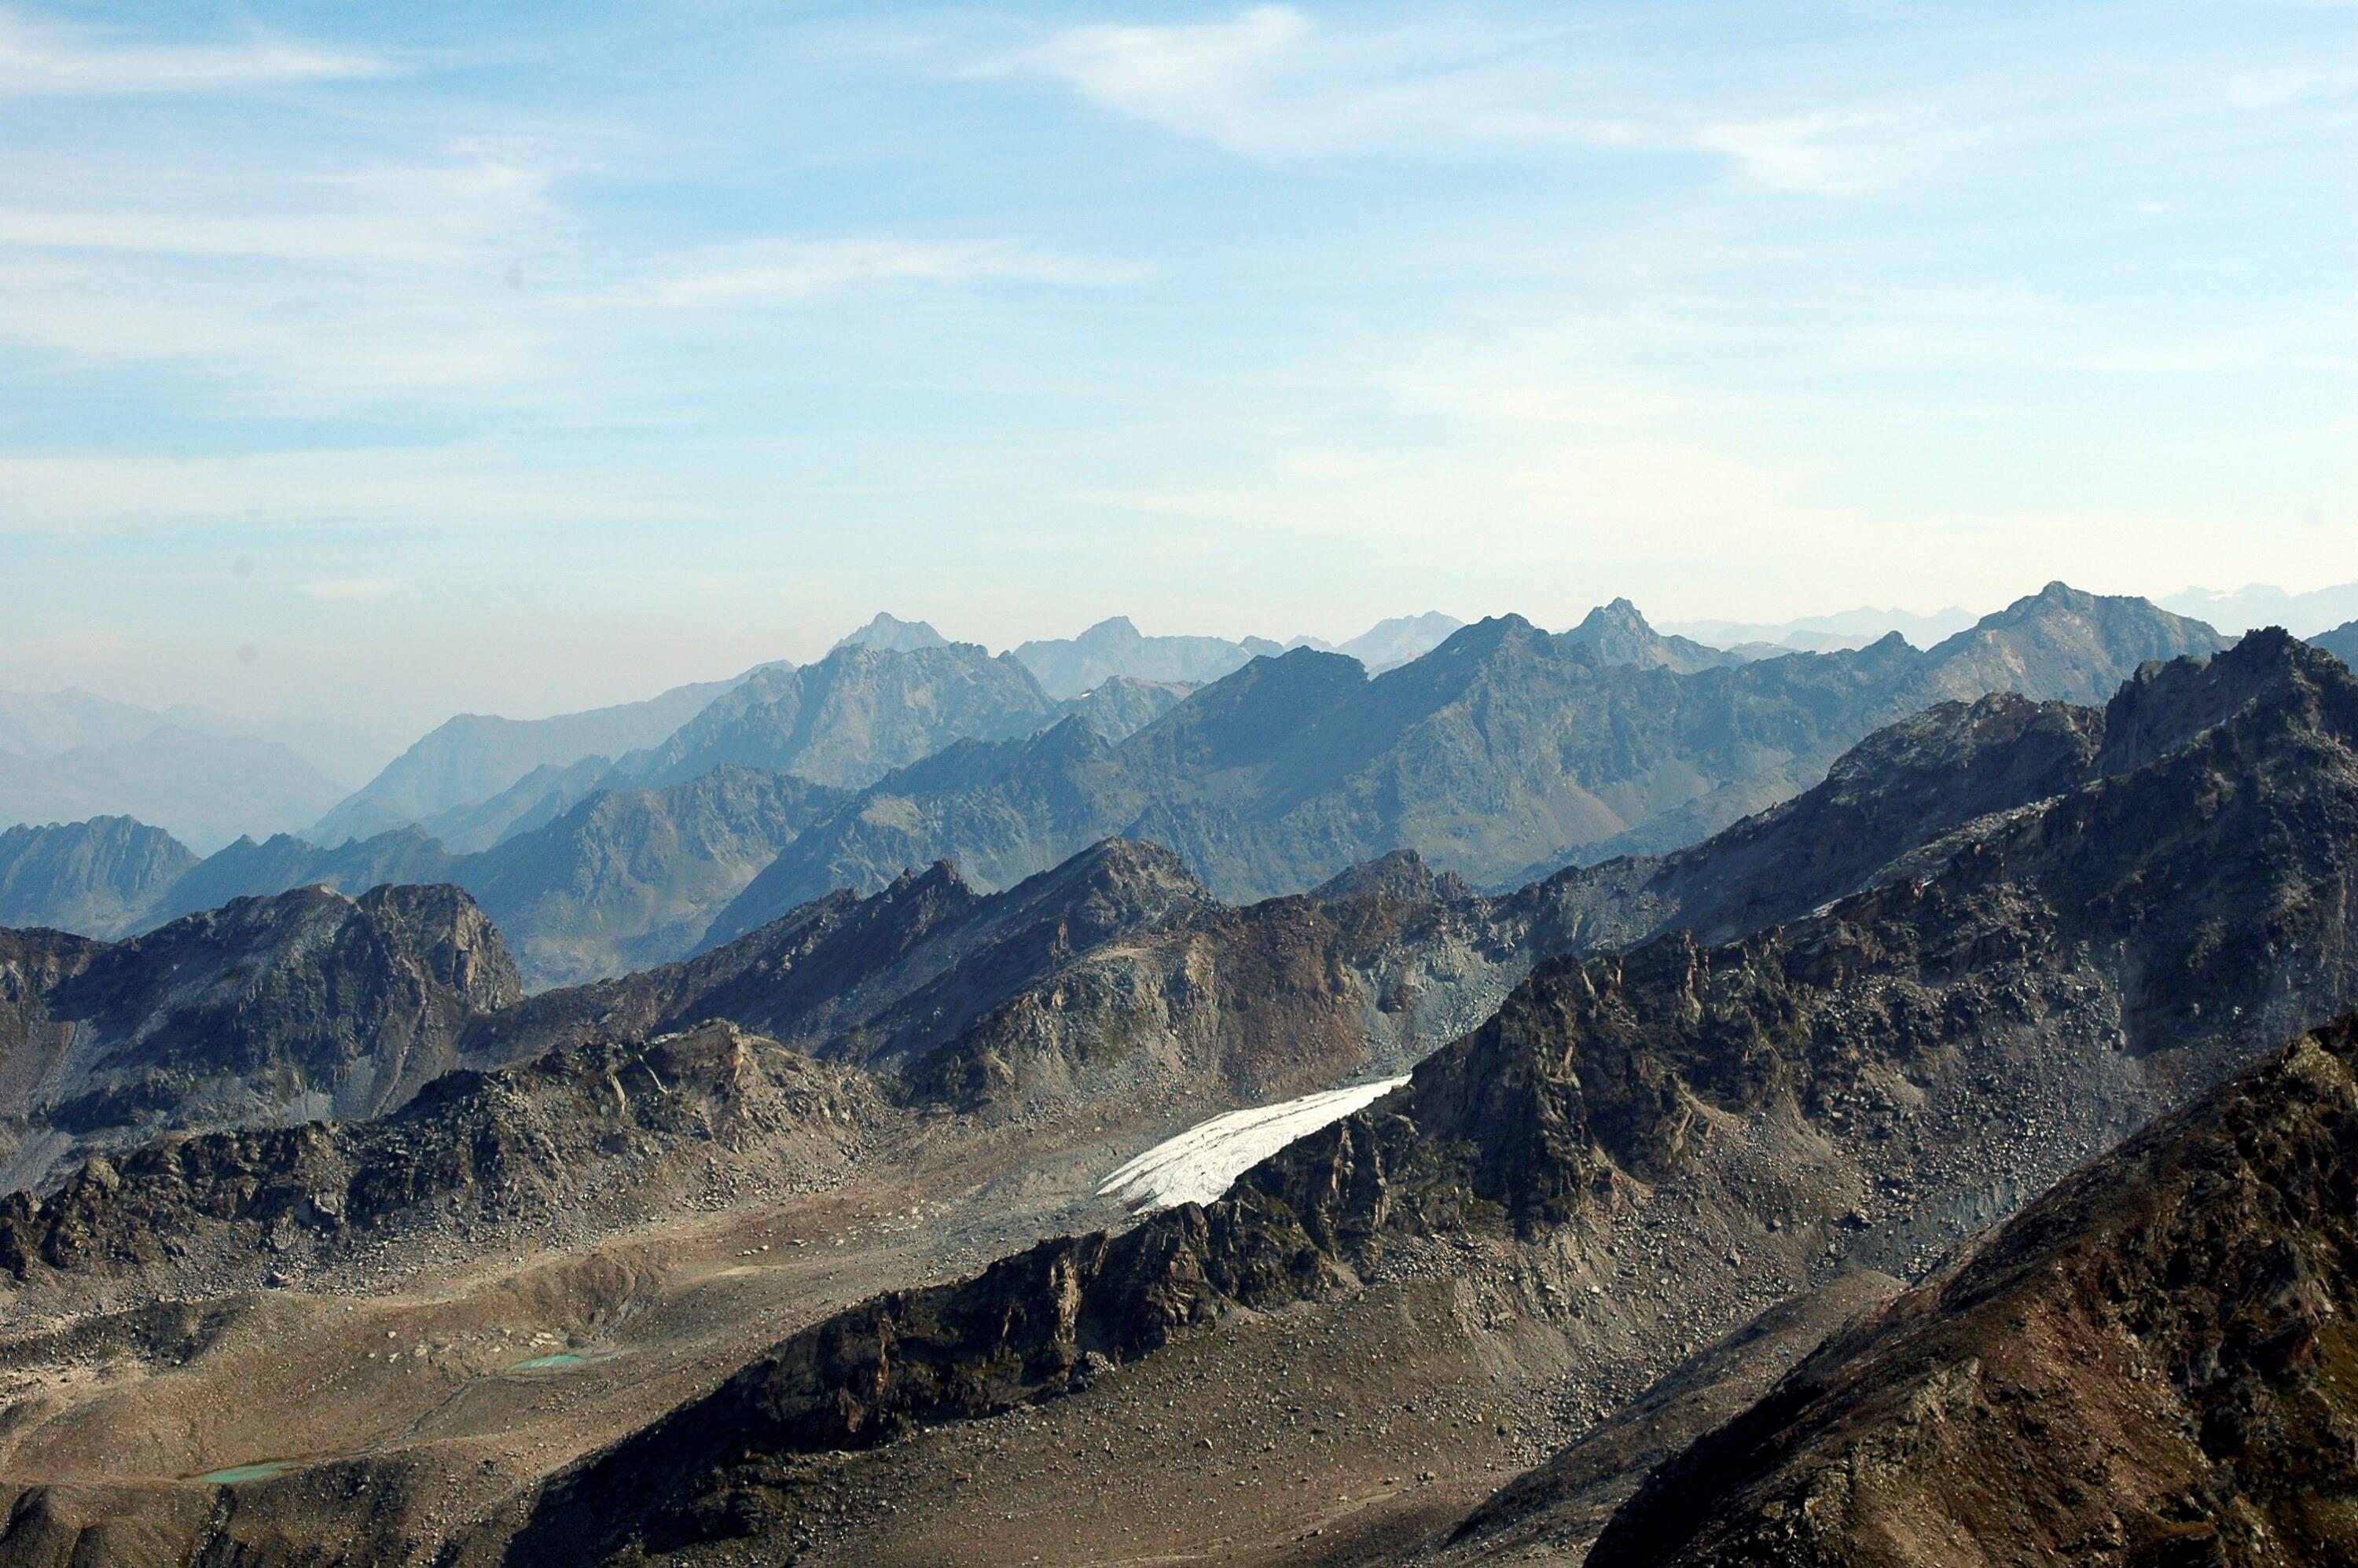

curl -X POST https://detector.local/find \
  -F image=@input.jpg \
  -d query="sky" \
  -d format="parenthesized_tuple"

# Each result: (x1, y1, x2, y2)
(2, 0, 2352, 743)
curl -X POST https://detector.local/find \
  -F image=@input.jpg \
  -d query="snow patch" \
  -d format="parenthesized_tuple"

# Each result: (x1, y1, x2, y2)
(1097, 1075, 1412, 1213)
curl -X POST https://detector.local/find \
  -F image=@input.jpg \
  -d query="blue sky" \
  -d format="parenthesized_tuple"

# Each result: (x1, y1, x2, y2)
(2, 1, 2351, 736)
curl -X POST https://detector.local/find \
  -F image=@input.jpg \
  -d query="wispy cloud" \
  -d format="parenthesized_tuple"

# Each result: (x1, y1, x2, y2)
(615, 239, 1147, 309)
(0, 6, 387, 97)
(963, 6, 1910, 192)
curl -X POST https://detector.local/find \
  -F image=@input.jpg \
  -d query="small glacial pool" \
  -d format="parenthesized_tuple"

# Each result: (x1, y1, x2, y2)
(193, 1460, 296, 1485)
(507, 1352, 587, 1370)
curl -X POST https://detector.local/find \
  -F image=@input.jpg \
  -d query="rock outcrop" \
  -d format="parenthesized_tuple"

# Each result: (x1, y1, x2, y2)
(0, 883, 522, 1191)
(1583, 1012, 2358, 1568)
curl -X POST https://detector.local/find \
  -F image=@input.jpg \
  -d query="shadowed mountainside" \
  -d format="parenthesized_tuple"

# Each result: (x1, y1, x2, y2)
(1579, 1012, 2358, 1568)
(0, 883, 521, 1193)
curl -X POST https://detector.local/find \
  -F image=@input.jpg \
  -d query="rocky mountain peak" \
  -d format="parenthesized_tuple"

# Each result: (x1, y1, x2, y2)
(829, 612, 951, 654)
(1309, 847, 1471, 908)
(1, 881, 522, 1191)
(2097, 623, 2347, 775)
(1560, 600, 1737, 674)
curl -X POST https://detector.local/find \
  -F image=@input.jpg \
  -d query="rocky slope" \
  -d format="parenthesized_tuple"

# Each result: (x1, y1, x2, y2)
(310, 670, 757, 846)
(1056, 674, 1194, 741)
(710, 584, 2217, 927)
(455, 766, 848, 988)
(2312, 618, 2357, 667)
(496, 628, 2356, 1566)
(621, 642, 1063, 791)
(1333, 611, 1468, 671)
(0, 1020, 889, 1306)
(1580, 1012, 2358, 1568)
(479, 837, 1544, 1124)
(0, 818, 195, 938)
(0, 883, 522, 1192)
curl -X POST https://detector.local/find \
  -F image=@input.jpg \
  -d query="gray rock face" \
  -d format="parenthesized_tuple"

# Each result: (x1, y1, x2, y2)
(621, 643, 1061, 791)
(1334, 611, 1467, 670)
(459, 766, 847, 988)
(1055, 676, 1195, 742)
(2312, 618, 2358, 667)
(0, 883, 522, 1192)
(831, 612, 951, 654)
(0, 818, 196, 938)
(1560, 597, 1745, 674)
(1908, 578, 2221, 704)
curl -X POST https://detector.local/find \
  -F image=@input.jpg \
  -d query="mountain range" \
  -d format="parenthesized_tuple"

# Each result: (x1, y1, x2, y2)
(706, 583, 2218, 937)
(1661, 604, 1979, 654)
(2313, 617, 2357, 666)
(0, 586, 2220, 998)
(4, 625, 2356, 1563)
(466, 626, 2358, 1566)
(309, 667, 766, 846)
(0, 725, 351, 854)
(2162, 578, 2358, 637)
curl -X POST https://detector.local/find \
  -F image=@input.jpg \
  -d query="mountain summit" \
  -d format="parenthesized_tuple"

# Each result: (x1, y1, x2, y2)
(830, 612, 952, 654)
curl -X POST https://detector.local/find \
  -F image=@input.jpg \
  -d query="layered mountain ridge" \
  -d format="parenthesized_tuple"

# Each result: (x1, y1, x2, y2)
(482, 627, 2358, 1564)
(711, 583, 2217, 931)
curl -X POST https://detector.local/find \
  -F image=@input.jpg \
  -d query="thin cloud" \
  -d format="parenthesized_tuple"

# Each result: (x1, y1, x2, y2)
(964, 6, 1906, 192)
(0, 6, 387, 97)
(615, 240, 1147, 309)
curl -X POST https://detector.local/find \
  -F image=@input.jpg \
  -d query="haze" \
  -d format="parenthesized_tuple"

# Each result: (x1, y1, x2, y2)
(3, 1, 2352, 751)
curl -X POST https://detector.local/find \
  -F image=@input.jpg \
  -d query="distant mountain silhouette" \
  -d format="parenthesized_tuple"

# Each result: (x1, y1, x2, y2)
(0, 725, 348, 853)
(1012, 612, 1465, 696)
(2162, 578, 2358, 636)
(310, 669, 765, 846)
(0, 817, 195, 935)
(1663, 604, 1978, 653)
(1331, 611, 1467, 670)
(1012, 616, 1265, 697)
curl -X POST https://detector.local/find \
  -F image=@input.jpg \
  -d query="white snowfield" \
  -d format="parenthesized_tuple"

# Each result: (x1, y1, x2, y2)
(1096, 1075, 1412, 1213)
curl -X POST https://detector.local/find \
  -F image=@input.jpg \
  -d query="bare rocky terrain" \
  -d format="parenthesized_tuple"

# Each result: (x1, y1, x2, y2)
(1579, 1012, 2358, 1568)
(1, 626, 2349, 1567)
